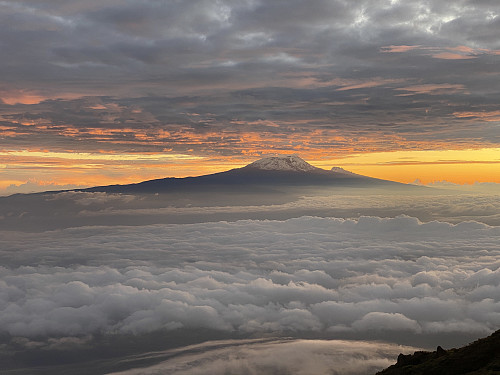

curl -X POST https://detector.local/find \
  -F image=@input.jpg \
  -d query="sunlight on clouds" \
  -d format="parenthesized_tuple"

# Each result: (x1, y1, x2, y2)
(432, 52, 476, 60)
(1, 150, 205, 161)
(1, 93, 46, 105)
(453, 110, 500, 121)
(0, 88, 83, 105)
(395, 83, 467, 95)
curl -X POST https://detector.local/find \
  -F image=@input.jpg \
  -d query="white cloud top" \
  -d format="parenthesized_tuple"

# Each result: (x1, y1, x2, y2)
(1, 215, 498, 345)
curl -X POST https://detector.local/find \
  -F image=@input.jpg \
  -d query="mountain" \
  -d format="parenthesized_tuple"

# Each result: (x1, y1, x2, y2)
(376, 329, 500, 375)
(81, 155, 407, 194)
(0, 155, 429, 231)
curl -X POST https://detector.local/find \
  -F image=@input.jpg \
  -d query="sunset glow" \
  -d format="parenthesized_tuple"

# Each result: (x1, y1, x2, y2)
(327, 148, 500, 184)
(2, 2, 500, 373)
(2, 147, 499, 193)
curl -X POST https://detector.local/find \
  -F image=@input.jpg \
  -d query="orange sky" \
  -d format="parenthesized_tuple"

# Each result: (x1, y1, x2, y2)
(318, 148, 500, 184)
(1, 148, 499, 193)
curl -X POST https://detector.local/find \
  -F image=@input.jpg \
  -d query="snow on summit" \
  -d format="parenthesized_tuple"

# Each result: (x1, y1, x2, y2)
(245, 155, 319, 172)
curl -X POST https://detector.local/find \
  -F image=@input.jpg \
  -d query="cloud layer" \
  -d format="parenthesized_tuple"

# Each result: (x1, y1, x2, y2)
(107, 338, 418, 375)
(1, 0, 499, 161)
(1, 216, 499, 349)
(3, 189, 500, 231)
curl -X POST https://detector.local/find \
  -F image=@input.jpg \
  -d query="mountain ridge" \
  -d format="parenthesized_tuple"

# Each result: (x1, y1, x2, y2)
(376, 329, 500, 375)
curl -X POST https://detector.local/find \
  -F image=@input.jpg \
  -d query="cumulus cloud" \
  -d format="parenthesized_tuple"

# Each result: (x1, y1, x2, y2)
(0, 215, 499, 350)
(352, 312, 422, 333)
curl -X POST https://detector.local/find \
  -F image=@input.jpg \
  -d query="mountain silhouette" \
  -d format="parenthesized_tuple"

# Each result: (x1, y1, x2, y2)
(81, 155, 408, 194)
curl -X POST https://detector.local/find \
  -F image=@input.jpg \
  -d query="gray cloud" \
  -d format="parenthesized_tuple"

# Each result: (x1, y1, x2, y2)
(1, 0, 499, 156)
(1, 215, 499, 348)
(2, 188, 500, 230)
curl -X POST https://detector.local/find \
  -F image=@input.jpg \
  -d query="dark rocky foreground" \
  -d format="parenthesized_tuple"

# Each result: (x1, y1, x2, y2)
(376, 329, 500, 374)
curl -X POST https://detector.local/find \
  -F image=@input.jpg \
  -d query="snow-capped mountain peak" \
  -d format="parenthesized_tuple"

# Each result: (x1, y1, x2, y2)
(245, 155, 319, 172)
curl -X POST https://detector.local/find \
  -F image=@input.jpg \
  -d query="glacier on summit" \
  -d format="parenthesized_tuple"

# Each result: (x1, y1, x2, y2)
(244, 155, 320, 172)
(244, 155, 359, 176)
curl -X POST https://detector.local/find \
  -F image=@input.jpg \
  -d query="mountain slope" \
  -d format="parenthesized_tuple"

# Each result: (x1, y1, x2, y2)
(376, 329, 500, 375)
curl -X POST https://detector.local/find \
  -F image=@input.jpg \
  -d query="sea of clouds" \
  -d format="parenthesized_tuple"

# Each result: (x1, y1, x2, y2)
(3, 189, 500, 232)
(1, 215, 499, 349)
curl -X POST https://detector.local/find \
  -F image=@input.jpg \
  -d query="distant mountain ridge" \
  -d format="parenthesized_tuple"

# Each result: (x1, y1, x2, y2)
(82, 155, 407, 194)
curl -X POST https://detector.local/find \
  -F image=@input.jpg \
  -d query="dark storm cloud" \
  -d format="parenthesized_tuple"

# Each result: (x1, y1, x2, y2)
(1, 0, 500, 155)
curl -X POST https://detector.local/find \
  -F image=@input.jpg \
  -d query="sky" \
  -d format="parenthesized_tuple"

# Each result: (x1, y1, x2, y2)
(1, 0, 500, 192)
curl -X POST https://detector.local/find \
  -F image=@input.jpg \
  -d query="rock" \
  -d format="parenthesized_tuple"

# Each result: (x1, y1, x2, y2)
(436, 345, 446, 357)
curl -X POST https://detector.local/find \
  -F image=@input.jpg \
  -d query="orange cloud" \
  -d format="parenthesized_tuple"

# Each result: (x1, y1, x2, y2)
(380, 45, 421, 53)
(335, 78, 402, 91)
(453, 111, 500, 121)
(396, 83, 466, 95)
(0, 89, 82, 105)
(432, 52, 476, 60)
(446, 46, 477, 53)
(0, 92, 46, 105)
(380, 44, 500, 60)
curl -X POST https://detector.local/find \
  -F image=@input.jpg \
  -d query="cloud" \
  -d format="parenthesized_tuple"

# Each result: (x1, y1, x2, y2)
(2, 189, 500, 232)
(352, 312, 422, 333)
(0, 215, 499, 349)
(0, 180, 87, 196)
(454, 110, 500, 121)
(380, 45, 421, 53)
(47, 191, 136, 206)
(432, 52, 477, 60)
(1, 0, 500, 162)
(395, 84, 467, 96)
(106, 338, 419, 375)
